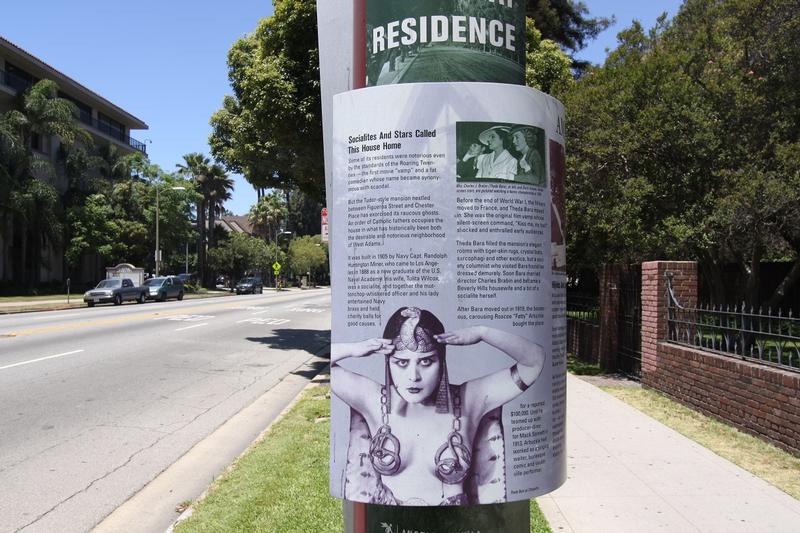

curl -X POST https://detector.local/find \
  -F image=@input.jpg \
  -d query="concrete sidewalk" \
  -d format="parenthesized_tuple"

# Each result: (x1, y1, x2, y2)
(537, 374, 800, 532)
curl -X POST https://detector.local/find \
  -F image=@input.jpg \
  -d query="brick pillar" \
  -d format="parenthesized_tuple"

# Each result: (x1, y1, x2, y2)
(641, 261, 698, 385)
(598, 264, 622, 371)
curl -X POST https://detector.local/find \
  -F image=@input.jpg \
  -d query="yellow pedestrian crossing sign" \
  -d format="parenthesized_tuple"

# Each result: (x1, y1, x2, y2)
(272, 261, 281, 273)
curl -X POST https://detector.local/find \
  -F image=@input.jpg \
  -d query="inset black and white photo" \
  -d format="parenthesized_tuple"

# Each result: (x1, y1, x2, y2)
(331, 306, 545, 506)
(456, 122, 546, 185)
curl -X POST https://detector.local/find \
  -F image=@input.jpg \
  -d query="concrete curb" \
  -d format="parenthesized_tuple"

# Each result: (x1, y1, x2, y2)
(166, 362, 332, 533)
(90, 344, 331, 533)
(166, 364, 332, 532)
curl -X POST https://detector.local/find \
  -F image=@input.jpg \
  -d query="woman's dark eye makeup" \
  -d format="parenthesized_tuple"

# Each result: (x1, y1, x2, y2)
(392, 358, 409, 368)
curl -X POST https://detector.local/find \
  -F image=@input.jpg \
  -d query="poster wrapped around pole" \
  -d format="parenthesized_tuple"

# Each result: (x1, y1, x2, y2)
(329, 82, 567, 529)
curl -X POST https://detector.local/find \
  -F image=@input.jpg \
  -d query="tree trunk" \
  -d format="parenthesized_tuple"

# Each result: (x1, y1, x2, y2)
(699, 254, 727, 305)
(196, 199, 207, 285)
(205, 200, 216, 289)
(766, 257, 800, 312)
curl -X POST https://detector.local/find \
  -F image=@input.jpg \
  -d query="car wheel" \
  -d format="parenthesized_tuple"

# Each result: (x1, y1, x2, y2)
(137, 292, 146, 304)
(87, 301, 95, 308)
(177, 291, 184, 301)
(259, 287, 263, 294)
(114, 294, 122, 306)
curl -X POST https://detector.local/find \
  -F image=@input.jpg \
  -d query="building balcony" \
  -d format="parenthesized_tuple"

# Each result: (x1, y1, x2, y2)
(0, 68, 147, 155)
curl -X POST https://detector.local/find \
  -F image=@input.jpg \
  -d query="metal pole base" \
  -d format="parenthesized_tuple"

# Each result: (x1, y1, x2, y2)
(344, 500, 530, 533)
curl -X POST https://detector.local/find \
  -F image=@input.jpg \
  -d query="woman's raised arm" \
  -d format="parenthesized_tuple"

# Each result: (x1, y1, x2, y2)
(330, 339, 393, 416)
(436, 326, 545, 416)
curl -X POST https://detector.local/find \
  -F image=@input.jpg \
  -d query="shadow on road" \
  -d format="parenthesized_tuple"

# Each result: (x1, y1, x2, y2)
(246, 328, 331, 356)
(292, 358, 329, 379)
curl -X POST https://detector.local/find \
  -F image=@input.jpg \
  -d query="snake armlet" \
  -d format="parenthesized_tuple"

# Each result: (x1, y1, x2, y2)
(434, 430, 472, 484)
(434, 387, 471, 484)
(369, 425, 401, 476)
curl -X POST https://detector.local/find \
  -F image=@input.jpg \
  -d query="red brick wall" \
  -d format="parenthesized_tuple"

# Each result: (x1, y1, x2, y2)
(640, 260, 800, 455)
(641, 261, 698, 375)
(647, 342, 800, 454)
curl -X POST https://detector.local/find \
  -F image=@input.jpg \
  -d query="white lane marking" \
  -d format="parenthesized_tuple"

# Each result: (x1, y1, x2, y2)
(289, 307, 324, 313)
(252, 309, 272, 315)
(175, 323, 208, 332)
(236, 318, 291, 325)
(32, 311, 86, 320)
(0, 349, 85, 371)
(154, 314, 215, 322)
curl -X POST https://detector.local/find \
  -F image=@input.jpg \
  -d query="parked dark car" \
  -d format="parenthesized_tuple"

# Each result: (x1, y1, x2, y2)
(235, 277, 263, 294)
(143, 276, 185, 301)
(177, 273, 197, 284)
(83, 278, 147, 307)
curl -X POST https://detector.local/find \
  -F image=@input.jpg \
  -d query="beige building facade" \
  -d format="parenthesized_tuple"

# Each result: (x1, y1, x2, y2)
(0, 36, 148, 286)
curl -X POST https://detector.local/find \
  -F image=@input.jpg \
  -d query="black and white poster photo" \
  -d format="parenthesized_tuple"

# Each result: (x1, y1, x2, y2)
(456, 121, 546, 185)
(331, 306, 545, 506)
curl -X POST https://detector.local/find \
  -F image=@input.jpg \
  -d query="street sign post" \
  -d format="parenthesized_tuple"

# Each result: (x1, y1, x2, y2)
(272, 261, 281, 290)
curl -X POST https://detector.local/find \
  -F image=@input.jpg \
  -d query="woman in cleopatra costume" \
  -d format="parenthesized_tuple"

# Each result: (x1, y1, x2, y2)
(331, 307, 545, 506)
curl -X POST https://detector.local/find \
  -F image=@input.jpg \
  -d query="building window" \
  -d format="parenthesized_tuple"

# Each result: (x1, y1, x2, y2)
(5, 62, 38, 92)
(30, 132, 50, 154)
(58, 91, 93, 125)
(97, 112, 125, 142)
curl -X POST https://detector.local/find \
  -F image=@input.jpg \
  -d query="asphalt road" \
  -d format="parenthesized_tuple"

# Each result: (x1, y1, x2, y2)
(0, 289, 331, 533)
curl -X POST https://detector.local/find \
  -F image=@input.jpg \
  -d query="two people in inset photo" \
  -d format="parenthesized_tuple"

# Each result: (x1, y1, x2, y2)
(457, 125, 545, 185)
(332, 306, 546, 506)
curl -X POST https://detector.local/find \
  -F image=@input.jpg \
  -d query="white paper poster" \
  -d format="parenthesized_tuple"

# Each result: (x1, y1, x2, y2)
(329, 82, 567, 506)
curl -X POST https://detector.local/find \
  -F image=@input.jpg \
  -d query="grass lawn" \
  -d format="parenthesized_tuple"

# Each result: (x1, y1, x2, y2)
(567, 355, 603, 376)
(176, 386, 552, 532)
(603, 386, 800, 500)
(0, 294, 74, 302)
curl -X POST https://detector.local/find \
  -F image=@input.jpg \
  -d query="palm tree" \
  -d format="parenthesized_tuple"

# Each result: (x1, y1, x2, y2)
(176, 154, 233, 287)
(0, 80, 84, 286)
(205, 163, 234, 286)
(248, 191, 288, 242)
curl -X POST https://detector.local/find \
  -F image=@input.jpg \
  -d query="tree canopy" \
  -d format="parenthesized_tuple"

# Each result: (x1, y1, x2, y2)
(209, 0, 323, 201)
(562, 0, 800, 308)
(209, 0, 606, 203)
(527, 0, 612, 54)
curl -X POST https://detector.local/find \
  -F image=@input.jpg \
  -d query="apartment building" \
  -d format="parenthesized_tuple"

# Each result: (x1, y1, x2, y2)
(0, 36, 148, 285)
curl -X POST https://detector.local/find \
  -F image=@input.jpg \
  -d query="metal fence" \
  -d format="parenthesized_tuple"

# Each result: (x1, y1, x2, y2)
(667, 274, 800, 373)
(567, 293, 599, 325)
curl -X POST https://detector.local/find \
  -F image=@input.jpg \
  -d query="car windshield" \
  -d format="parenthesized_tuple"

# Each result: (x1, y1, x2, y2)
(144, 278, 165, 287)
(240, 278, 254, 284)
(96, 279, 121, 288)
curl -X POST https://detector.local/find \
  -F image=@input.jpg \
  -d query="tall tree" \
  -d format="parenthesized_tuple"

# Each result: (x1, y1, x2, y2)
(176, 153, 214, 285)
(526, 0, 612, 53)
(563, 0, 800, 309)
(248, 191, 289, 243)
(204, 163, 234, 286)
(209, 0, 323, 200)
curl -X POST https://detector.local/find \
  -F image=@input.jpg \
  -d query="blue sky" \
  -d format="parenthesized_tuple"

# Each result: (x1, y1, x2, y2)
(3, 0, 683, 215)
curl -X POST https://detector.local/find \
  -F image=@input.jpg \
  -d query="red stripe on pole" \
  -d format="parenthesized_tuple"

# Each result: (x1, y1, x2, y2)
(354, 501, 367, 533)
(353, 0, 366, 89)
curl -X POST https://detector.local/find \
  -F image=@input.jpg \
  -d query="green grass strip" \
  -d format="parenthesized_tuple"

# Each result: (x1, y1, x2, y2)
(176, 386, 552, 532)
(603, 386, 800, 501)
